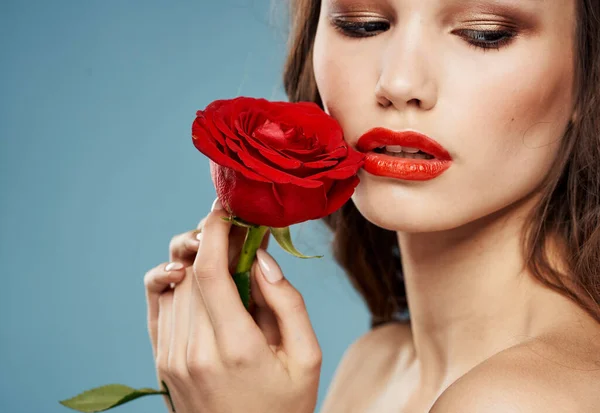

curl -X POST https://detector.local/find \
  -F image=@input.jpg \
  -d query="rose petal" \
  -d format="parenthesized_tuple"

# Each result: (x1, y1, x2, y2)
(266, 182, 328, 226)
(322, 175, 360, 216)
(303, 159, 339, 168)
(256, 146, 303, 169)
(231, 141, 323, 188)
(214, 115, 244, 144)
(307, 163, 362, 180)
(252, 119, 288, 148)
(192, 132, 271, 183)
(227, 135, 326, 188)
(193, 113, 226, 147)
(271, 183, 283, 206)
(234, 121, 303, 169)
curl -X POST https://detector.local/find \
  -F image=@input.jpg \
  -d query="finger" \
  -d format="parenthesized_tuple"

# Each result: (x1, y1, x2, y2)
(196, 216, 207, 230)
(187, 266, 220, 372)
(145, 262, 186, 358)
(168, 266, 194, 378)
(168, 217, 209, 265)
(253, 249, 322, 374)
(156, 289, 181, 411)
(169, 231, 202, 265)
(192, 199, 255, 336)
(156, 288, 174, 378)
(250, 259, 280, 347)
(168, 216, 258, 270)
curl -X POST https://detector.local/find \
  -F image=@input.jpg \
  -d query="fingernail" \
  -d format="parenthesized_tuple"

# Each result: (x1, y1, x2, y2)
(195, 232, 203, 241)
(256, 249, 283, 283)
(211, 198, 223, 211)
(165, 262, 184, 272)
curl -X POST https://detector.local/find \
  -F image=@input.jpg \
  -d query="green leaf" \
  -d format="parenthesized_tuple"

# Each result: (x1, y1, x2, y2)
(59, 384, 164, 412)
(269, 226, 324, 259)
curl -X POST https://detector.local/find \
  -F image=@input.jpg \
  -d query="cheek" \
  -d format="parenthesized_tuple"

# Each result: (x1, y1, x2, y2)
(454, 40, 574, 208)
(313, 29, 377, 121)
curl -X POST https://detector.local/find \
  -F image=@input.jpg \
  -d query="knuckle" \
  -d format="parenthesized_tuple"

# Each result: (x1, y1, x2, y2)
(300, 349, 323, 371)
(144, 264, 166, 288)
(287, 292, 307, 312)
(186, 353, 218, 377)
(167, 359, 188, 383)
(143, 271, 153, 289)
(220, 344, 254, 368)
(156, 355, 170, 377)
(168, 235, 180, 252)
(193, 265, 222, 280)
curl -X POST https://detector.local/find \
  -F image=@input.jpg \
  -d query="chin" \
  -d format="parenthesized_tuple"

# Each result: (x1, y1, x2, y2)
(350, 173, 488, 234)
(352, 208, 461, 234)
(350, 194, 458, 234)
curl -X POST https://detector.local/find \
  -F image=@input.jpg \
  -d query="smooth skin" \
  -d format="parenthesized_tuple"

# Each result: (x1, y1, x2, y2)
(145, 0, 600, 411)
(146, 201, 599, 413)
(144, 199, 322, 413)
(311, 0, 600, 412)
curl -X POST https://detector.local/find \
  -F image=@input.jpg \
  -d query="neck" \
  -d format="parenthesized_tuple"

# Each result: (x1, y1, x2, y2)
(396, 193, 579, 394)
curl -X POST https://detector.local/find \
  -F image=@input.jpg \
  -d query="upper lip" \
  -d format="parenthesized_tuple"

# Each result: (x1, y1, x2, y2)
(356, 127, 452, 160)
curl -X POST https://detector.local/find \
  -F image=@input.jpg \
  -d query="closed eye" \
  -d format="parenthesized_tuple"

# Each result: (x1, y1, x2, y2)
(330, 18, 517, 51)
(330, 18, 390, 38)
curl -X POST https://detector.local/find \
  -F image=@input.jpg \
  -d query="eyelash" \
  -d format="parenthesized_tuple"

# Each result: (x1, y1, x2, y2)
(331, 19, 517, 52)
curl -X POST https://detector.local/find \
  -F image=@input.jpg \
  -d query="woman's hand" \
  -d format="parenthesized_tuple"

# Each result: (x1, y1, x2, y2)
(144, 198, 322, 413)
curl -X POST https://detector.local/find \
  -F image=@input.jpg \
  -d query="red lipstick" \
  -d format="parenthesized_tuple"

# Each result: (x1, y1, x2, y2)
(356, 127, 453, 181)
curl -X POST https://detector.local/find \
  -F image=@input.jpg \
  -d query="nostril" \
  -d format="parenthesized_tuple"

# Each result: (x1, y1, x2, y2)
(376, 96, 392, 108)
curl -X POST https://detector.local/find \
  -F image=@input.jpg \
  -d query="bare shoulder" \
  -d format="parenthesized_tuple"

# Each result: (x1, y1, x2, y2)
(430, 328, 600, 413)
(320, 321, 414, 413)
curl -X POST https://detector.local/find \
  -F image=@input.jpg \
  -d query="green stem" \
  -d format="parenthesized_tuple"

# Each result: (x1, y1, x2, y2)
(233, 225, 269, 310)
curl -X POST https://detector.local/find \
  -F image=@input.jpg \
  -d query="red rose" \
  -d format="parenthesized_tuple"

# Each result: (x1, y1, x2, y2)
(192, 97, 365, 228)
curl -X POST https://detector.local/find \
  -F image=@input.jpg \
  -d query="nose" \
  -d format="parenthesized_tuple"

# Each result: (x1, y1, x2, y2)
(374, 21, 438, 112)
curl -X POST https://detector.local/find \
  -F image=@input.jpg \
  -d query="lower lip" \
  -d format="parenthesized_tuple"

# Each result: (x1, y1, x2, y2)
(363, 152, 452, 181)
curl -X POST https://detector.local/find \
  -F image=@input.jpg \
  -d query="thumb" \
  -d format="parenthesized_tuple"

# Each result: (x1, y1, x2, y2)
(254, 249, 322, 374)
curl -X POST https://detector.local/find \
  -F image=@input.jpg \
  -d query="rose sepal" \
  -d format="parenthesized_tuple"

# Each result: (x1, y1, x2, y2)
(221, 215, 255, 228)
(269, 226, 324, 259)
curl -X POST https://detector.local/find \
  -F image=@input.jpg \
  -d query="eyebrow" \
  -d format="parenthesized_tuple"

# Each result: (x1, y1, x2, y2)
(326, 0, 544, 13)
(444, 0, 543, 9)
(441, 0, 544, 22)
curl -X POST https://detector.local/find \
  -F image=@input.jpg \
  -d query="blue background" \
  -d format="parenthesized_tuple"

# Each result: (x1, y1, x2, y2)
(0, 1, 370, 412)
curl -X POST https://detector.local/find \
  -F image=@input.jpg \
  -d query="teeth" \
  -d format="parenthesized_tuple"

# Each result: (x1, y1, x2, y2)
(374, 146, 434, 159)
(386, 152, 432, 159)
(385, 145, 404, 153)
(383, 145, 421, 154)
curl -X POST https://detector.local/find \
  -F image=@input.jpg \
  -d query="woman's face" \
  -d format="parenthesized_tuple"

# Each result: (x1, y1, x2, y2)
(313, 0, 577, 232)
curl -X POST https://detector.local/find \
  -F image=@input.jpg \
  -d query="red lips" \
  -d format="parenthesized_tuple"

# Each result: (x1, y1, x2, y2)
(356, 127, 453, 181)
(356, 127, 452, 160)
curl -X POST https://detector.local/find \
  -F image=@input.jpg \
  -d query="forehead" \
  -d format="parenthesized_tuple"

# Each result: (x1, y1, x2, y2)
(325, 0, 562, 15)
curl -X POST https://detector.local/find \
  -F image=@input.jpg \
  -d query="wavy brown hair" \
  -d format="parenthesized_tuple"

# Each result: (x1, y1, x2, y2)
(280, 0, 600, 329)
